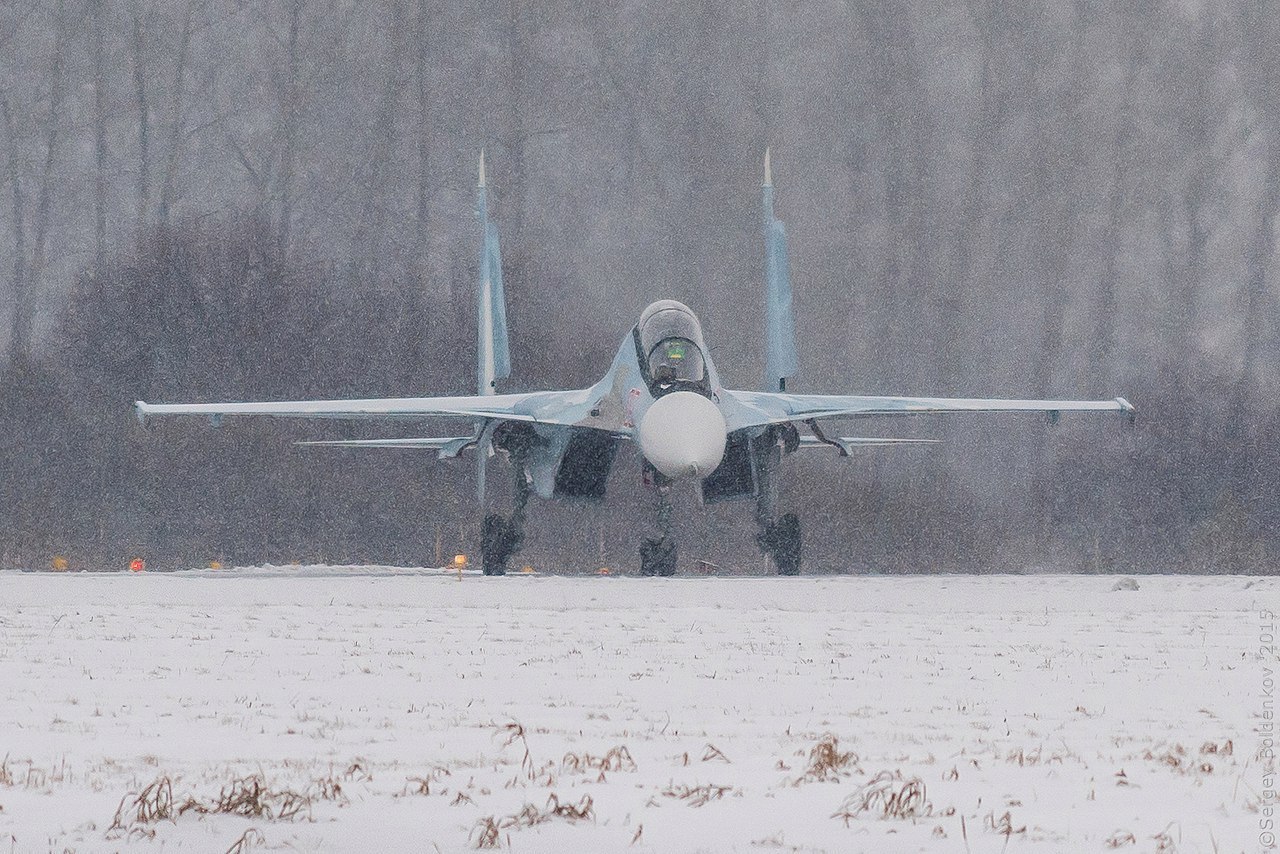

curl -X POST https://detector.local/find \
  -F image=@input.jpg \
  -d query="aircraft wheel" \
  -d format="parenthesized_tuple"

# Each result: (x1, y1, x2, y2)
(480, 513, 516, 576)
(758, 513, 801, 575)
(774, 513, 801, 575)
(640, 537, 677, 577)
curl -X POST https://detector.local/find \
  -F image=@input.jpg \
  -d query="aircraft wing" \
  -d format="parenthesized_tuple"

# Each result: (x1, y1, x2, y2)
(134, 389, 597, 427)
(723, 391, 1134, 431)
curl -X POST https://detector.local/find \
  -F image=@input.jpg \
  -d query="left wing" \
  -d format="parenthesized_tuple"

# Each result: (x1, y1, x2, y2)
(134, 389, 597, 427)
(723, 391, 1134, 431)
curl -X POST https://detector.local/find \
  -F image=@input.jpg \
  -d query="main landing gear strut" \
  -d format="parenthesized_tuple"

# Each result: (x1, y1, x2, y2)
(754, 429, 802, 575)
(480, 427, 534, 576)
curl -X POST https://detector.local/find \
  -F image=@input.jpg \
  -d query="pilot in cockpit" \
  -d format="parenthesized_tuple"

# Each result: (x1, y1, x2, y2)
(638, 301, 710, 395)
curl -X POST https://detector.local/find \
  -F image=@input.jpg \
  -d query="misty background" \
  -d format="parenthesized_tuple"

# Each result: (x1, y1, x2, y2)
(0, 0, 1274, 573)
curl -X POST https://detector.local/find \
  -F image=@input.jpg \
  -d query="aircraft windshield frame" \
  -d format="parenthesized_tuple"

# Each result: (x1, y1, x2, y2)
(647, 336, 706, 386)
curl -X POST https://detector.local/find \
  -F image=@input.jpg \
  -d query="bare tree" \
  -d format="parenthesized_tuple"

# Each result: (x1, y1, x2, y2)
(91, 0, 110, 269)
(13, 0, 73, 364)
(129, 0, 150, 228)
(156, 0, 194, 227)
(349, 0, 408, 281)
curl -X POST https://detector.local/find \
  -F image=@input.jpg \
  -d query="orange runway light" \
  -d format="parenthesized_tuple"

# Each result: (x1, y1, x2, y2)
(452, 554, 467, 568)
(129, 558, 145, 573)
(51, 555, 69, 572)
(596, 567, 611, 576)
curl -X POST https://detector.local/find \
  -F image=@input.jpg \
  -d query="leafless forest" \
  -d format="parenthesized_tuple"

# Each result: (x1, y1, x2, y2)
(0, 1, 1274, 573)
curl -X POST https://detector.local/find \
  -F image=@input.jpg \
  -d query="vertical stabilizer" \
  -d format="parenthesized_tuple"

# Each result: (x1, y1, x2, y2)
(475, 150, 511, 507)
(477, 150, 511, 395)
(762, 148, 798, 392)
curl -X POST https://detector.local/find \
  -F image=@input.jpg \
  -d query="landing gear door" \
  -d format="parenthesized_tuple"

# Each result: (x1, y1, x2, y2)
(700, 430, 757, 504)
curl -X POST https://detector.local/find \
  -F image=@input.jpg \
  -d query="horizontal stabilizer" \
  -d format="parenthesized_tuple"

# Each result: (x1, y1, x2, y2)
(797, 436, 940, 453)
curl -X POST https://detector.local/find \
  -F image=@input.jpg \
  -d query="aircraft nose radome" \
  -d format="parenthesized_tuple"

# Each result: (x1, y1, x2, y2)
(637, 391, 728, 480)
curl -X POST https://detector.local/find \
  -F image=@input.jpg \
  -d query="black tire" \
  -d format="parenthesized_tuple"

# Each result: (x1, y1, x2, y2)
(480, 513, 509, 576)
(759, 513, 802, 575)
(640, 537, 677, 577)
(773, 513, 801, 575)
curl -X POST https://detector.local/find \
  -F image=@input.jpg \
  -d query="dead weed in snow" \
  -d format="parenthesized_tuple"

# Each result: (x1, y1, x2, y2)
(108, 776, 175, 838)
(1143, 740, 1231, 775)
(496, 720, 536, 780)
(108, 771, 345, 837)
(180, 774, 314, 821)
(657, 782, 735, 807)
(470, 793, 595, 848)
(984, 809, 1027, 841)
(832, 770, 930, 824)
(562, 745, 637, 775)
(402, 766, 452, 796)
(795, 734, 859, 784)
(1104, 829, 1137, 848)
(224, 827, 266, 854)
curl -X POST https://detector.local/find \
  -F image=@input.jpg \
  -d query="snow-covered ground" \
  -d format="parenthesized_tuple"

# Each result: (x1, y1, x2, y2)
(0, 571, 1266, 853)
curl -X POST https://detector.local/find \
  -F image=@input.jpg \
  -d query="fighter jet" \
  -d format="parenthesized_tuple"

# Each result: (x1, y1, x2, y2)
(135, 151, 1134, 576)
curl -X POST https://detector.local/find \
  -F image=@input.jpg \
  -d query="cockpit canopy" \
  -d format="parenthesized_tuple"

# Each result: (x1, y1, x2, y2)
(637, 300, 709, 392)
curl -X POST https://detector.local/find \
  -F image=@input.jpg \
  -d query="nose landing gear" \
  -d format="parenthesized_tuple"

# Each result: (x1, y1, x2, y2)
(639, 468, 677, 576)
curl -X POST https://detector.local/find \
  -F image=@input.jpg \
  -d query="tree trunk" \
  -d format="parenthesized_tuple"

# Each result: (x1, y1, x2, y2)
(157, 0, 195, 228)
(276, 0, 304, 258)
(16, 0, 71, 362)
(130, 0, 150, 229)
(92, 0, 109, 270)
(350, 1, 407, 282)
(0, 96, 27, 368)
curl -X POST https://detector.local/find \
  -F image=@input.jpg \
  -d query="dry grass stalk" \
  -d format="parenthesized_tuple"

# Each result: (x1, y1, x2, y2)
(630, 823, 643, 846)
(797, 734, 858, 783)
(1006, 747, 1043, 767)
(1201, 739, 1233, 756)
(452, 790, 476, 806)
(312, 772, 345, 803)
(562, 745, 637, 774)
(832, 771, 930, 824)
(502, 793, 596, 830)
(405, 766, 452, 796)
(701, 744, 730, 763)
(545, 793, 594, 822)
(1104, 829, 1137, 848)
(1151, 821, 1182, 852)
(343, 761, 371, 782)
(173, 774, 312, 822)
(224, 828, 266, 854)
(661, 782, 734, 807)
(469, 793, 596, 848)
(470, 816, 501, 849)
(985, 810, 1027, 840)
(109, 776, 175, 836)
(497, 721, 535, 780)
(0, 754, 13, 787)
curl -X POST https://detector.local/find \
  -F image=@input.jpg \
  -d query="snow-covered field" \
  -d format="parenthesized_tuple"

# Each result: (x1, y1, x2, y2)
(0, 570, 1267, 853)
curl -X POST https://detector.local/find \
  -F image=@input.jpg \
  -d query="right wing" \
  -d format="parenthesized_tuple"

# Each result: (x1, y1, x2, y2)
(134, 389, 597, 427)
(723, 391, 1135, 431)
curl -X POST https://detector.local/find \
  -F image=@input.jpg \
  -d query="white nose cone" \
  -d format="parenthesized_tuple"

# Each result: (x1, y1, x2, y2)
(637, 391, 728, 479)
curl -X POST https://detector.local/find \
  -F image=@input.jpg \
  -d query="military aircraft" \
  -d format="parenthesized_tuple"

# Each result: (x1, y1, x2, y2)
(135, 151, 1134, 576)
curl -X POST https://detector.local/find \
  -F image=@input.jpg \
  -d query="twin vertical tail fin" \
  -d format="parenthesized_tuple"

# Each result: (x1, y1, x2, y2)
(762, 148, 798, 393)
(476, 150, 512, 508)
